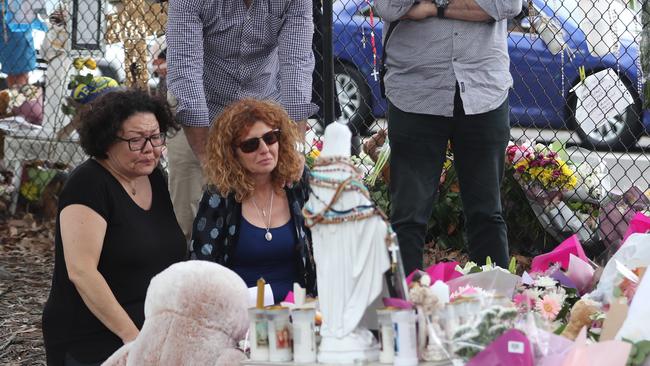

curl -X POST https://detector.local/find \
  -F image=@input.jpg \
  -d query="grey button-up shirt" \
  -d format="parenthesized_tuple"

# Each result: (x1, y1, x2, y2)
(375, 0, 522, 116)
(167, 0, 318, 128)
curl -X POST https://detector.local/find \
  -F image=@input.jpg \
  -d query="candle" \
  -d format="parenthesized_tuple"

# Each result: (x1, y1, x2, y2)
(267, 307, 292, 362)
(256, 278, 265, 309)
(377, 308, 396, 364)
(248, 308, 269, 361)
(391, 309, 418, 366)
(291, 308, 316, 363)
(293, 282, 306, 307)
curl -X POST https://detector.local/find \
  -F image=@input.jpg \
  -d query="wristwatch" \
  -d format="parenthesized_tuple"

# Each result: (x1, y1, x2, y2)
(433, 0, 449, 18)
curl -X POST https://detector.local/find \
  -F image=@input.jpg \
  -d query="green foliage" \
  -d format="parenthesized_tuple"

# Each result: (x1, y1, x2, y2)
(366, 178, 391, 216)
(626, 339, 650, 366)
(508, 257, 518, 274)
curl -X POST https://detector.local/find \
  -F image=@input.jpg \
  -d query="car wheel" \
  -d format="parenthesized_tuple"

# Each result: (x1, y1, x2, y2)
(567, 69, 642, 151)
(335, 63, 372, 135)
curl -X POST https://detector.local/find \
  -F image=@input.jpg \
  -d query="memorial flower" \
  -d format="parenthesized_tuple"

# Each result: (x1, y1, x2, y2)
(507, 142, 578, 191)
(536, 294, 562, 320)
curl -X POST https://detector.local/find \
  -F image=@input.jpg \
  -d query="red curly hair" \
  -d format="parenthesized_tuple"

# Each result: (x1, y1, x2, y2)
(205, 99, 303, 202)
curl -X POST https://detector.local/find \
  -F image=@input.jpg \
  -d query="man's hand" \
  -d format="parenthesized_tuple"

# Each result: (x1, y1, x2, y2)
(402, 2, 435, 20)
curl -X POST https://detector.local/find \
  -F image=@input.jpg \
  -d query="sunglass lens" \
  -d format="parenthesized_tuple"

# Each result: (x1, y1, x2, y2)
(262, 130, 279, 145)
(240, 138, 260, 153)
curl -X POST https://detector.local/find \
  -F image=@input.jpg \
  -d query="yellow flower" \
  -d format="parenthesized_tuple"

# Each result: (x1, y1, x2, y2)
(72, 58, 86, 70)
(308, 147, 320, 160)
(84, 58, 97, 70)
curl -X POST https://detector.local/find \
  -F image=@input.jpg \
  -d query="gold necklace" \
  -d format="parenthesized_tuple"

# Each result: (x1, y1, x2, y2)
(251, 191, 274, 242)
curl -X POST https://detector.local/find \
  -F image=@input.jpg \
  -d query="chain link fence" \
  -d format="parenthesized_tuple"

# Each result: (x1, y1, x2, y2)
(1, 0, 649, 261)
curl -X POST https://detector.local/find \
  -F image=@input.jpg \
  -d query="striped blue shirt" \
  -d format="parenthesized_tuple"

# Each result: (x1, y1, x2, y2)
(166, 0, 318, 127)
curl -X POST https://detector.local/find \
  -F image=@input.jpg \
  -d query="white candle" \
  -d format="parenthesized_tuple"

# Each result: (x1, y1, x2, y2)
(267, 307, 292, 362)
(291, 308, 316, 363)
(248, 308, 269, 361)
(392, 309, 418, 366)
(376, 308, 395, 363)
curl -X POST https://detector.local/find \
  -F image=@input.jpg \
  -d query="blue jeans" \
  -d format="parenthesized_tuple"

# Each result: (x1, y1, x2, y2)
(387, 87, 511, 274)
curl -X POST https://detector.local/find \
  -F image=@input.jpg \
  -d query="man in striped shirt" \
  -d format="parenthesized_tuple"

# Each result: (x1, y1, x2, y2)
(166, 0, 317, 239)
(375, 0, 523, 275)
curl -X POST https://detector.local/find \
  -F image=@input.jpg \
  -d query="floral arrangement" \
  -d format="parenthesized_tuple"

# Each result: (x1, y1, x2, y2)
(451, 305, 518, 359)
(513, 270, 579, 328)
(305, 138, 322, 169)
(506, 141, 578, 191)
(454, 257, 518, 275)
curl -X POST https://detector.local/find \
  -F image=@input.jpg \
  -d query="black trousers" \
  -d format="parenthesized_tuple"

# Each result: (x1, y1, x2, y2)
(387, 88, 510, 275)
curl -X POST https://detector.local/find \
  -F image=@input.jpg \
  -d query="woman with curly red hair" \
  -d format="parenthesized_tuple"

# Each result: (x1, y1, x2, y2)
(191, 99, 315, 303)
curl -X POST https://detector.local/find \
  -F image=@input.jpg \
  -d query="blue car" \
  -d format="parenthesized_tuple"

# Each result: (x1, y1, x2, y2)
(333, 0, 649, 150)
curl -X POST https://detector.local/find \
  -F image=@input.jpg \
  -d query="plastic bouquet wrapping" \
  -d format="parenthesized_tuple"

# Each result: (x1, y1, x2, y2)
(506, 141, 600, 244)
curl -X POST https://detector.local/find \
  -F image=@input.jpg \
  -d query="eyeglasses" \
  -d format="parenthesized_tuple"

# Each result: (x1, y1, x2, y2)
(236, 129, 281, 153)
(116, 133, 166, 151)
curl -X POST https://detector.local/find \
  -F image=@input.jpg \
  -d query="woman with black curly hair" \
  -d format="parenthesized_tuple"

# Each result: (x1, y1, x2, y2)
(42, 89, 187, 366)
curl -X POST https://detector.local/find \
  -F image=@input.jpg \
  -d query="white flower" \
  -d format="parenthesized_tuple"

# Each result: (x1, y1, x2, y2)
(455, 262, 478, 275)
(534, 276, 558, 289)
(524, 287, 543, 300)
(544, 291, 566, 307)
(419, 273, 432, 287)
(481, 263, 496, 272)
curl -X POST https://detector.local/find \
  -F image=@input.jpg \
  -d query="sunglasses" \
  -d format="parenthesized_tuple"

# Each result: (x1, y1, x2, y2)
(236, 129, 281, 153)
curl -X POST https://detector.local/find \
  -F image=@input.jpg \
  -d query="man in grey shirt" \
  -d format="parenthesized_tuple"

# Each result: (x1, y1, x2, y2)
(166, 0, 317, 239)
(375, 0, 522, 274)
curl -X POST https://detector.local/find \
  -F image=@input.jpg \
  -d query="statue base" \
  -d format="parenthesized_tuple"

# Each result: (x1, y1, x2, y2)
(317, 328, 380, 364)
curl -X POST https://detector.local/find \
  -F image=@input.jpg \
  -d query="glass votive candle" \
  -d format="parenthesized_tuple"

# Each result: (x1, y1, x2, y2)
(291, 308, 317, 363)
(267, 306, 292, 362)
(376, 308, 396, 364)
(391, 309, 418, 366)
(248, 308, 269, 361)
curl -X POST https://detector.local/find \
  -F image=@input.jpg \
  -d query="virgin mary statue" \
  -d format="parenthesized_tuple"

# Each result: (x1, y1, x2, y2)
(303, 122, 390, 363)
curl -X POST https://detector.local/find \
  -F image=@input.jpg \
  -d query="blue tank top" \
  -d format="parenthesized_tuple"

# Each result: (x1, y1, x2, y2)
(231, 217, 299, 304)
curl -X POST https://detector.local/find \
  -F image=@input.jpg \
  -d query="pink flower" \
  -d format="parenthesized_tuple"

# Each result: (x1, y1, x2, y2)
(514, 293, 534, 309)
(536, 295, 561, 321)
(312, 138, 323, 151)
(506, 145, 533, 165)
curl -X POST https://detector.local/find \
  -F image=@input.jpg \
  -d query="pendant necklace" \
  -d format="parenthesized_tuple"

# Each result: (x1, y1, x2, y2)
(251, 190, 274, 241)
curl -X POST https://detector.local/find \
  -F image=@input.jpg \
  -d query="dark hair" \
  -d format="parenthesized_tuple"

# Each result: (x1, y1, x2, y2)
(77, 89, 179, 159)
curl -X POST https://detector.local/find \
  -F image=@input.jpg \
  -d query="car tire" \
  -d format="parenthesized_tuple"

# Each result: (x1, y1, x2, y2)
(335, 63, 372, 136)
(567, 70, 643, 151)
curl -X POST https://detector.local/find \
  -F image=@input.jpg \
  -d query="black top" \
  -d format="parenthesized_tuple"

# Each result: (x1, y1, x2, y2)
(191, 167, 317, 296)
(42, 159, 187, 365)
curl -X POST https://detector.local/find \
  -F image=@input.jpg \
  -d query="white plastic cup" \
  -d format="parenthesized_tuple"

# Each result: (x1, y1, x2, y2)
(267, 307, 292, 362)
(291, 308, 317, 363)
(391, 309, 418, 366)
(248, 308, 269, 361)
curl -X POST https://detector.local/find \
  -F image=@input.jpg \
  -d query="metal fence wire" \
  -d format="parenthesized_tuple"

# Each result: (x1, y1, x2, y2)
(1, 0, 649, 263)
